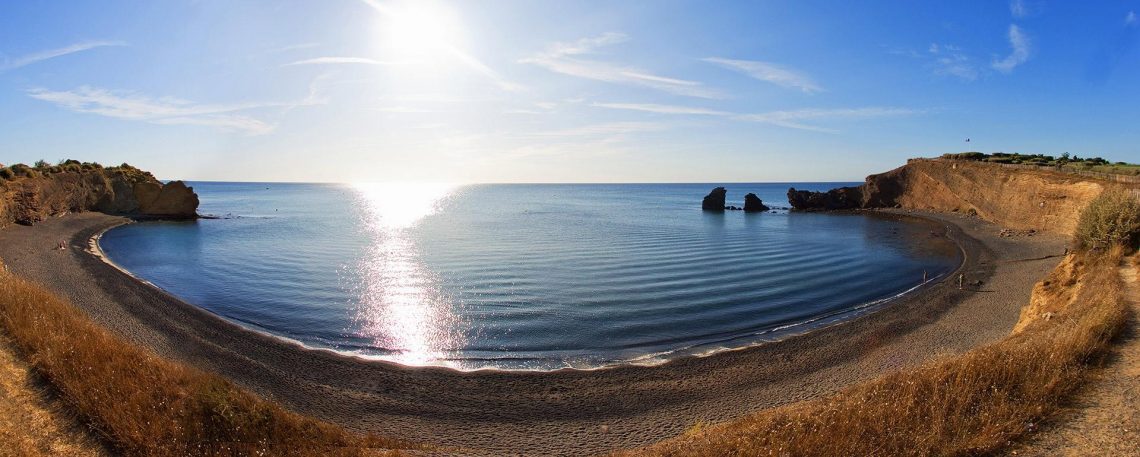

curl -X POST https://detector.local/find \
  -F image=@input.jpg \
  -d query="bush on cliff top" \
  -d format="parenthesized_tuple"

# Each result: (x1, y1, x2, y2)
(1076, 190, 1140, 250)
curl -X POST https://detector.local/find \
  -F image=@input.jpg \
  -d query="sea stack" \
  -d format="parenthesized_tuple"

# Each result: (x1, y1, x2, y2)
(702, 187, 727, 211)
(743, 193, 770, 212)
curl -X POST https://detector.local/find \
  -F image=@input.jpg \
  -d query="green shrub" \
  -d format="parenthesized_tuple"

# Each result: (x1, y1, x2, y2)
(33, 159, 50, 169)
(1076, 190, 1140, 250)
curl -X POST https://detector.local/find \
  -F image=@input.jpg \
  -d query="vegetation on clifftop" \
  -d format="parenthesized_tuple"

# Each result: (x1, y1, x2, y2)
(0, 160, 155, 184)
(941, 152, 1140, 176)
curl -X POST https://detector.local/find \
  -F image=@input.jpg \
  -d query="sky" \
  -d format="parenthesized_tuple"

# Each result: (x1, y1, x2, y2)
(1, 0, 1139, 183)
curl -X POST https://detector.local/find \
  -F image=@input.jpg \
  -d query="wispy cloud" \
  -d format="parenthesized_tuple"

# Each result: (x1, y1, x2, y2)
(1, 41, 125, 71)
(992, 24, 1031, 73)
(284, 56, 402, 66)
(703, 57, 822, 94)
(592, 102, 728, 116)
(1010, 0, 1029, 18)
(1127, 11, 1138, 26)
(25, 86, 320, 135)
(521, 33, 721, 99)
(269, 42, 320, 53)
(928, 43, 978, 81)
(525, 121, 666, 138)
(736, 107, 920, 134)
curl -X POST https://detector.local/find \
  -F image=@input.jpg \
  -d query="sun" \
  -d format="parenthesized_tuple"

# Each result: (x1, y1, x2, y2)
(376, 1, 462, 61)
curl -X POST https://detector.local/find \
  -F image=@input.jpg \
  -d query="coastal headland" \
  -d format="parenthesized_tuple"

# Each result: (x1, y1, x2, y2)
(0, 157, 1103, 455)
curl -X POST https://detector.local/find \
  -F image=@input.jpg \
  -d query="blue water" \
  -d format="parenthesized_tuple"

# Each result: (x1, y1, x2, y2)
(98, 182, 959, 370)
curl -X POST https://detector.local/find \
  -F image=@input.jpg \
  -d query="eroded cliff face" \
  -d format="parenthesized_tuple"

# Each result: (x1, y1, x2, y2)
(0, 166, 198, 227)
(789, 159, 1128, 236)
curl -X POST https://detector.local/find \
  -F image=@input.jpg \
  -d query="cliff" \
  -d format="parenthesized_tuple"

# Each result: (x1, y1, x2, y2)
(0, 162, 198, 227)
(788, 158, 1137, 236)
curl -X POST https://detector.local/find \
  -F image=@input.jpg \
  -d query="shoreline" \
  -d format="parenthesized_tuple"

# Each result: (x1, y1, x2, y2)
(0, 211, 1066, 455)
(88, 211, 963, 374)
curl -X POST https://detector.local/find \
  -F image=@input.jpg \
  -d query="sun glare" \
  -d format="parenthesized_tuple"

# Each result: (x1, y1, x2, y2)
(378, 1, 463, 62)
(350, 182, 462, 366)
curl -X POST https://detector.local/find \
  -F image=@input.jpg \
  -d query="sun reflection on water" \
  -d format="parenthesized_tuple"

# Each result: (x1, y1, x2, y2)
(350, 182, 463, 366)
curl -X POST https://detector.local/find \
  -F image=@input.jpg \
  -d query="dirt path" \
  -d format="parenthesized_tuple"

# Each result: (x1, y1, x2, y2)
(0, 336, 108, 457)
(1012, 256, 1140, 456)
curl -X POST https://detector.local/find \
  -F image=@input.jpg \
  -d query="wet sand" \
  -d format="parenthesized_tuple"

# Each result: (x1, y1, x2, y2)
(0, 211, 1066, 455)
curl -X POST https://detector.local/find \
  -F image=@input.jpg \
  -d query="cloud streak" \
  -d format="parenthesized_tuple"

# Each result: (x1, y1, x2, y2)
(703, 57, 823, 93)
(928, 43, 978, 81)
(522, 33, 721, 98)
(284, 56, 402, 66)
(591, 102, 728, 115)
(590, 101, 920, 133)
(1, 41, 125, 71)
(1010, 0, 1029, 18)
(992, 24, 1031, 73)
(736, 107, 920, 133)
(26, 86, 321, 135)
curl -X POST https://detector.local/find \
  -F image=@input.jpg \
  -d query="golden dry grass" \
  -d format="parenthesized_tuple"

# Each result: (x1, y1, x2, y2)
(0, 336, 109, 457)
(0, 268, 426, 457)
(620, 247, 1130, 457)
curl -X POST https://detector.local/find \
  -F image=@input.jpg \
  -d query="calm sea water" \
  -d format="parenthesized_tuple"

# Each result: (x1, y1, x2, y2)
(99, 182, 959, 370)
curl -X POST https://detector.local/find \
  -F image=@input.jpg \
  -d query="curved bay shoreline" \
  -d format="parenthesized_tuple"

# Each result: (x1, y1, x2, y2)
(0, 211, 1066, 455)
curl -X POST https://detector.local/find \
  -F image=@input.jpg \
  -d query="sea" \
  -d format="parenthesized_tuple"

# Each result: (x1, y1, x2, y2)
(98, 182, 960, 370)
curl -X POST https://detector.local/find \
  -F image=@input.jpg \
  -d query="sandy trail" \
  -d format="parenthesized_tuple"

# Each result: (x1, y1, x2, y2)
(0, 211, 1065, 455)
(1012, 256, 1140, 456)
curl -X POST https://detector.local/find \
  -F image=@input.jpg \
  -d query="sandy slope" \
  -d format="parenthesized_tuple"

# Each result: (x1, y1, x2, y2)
(0, 211, 1065, 455)
(1011, 257, 1140, 456)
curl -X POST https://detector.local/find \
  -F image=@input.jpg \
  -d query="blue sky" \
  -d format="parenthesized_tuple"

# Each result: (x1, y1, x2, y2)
(1, 0, 1138, 183)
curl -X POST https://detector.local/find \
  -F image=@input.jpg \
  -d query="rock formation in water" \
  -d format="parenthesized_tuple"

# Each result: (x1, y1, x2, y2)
(787, 186, 863, 211)
(743, 193, 770, 212)
(0, 161, 199, 227)
(785, 157, 1136, 235)
(702, 187, 727, 211)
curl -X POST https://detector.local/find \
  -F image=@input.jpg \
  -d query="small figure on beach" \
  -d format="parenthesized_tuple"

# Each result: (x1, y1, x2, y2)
(923, 270, 928, 283)
(56, 241, 66, 250)
(958, 273, 964, 290)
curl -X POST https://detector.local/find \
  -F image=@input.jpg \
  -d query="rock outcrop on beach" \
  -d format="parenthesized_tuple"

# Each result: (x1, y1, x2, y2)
(702, 187, 727, 211)
(743, 193, 770, 212)
(786, 186, 863, 210)
(0, 161, 199, 227)
(786, 158, 1133, 235)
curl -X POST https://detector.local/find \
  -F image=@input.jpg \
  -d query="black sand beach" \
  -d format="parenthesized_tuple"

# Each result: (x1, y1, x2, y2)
(0, 211, 1066, 455)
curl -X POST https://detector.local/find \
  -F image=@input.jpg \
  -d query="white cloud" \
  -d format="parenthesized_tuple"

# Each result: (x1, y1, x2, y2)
(592, 102, 728, 116)
(1, 41, 125, 71)
(284, 57, 401, 66)
(24, 86, 322, 135)
(521, 33, 721, 99)
(1010, 0, 1029, 18)
(736, 107, 920, 133)
(992, 24, 1031, 73)
(526, 121, 666, 138)
(1127, 11, 1138, 26)
(703, 57, 823, 94)
(928, 43, 978, 81)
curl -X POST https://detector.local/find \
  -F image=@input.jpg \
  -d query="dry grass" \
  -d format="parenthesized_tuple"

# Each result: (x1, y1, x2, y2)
(0, 268, 425, 457)
(0, 336, 109, 457)
(1076, 190, 1140, 249)
(621, 247, 1130, 457)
